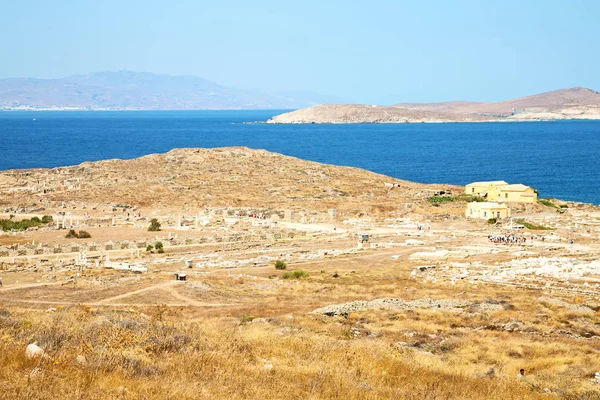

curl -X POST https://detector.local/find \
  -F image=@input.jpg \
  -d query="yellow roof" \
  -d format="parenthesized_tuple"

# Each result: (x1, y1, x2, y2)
(467, 180, 508, 186)
(497, 184, 531, 191)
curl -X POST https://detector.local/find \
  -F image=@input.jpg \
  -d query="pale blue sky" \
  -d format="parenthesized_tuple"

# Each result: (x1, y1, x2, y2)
(1, 0, 598, 104)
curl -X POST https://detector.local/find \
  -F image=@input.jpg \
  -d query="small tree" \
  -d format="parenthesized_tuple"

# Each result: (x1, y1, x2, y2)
(148, 218, 161, 232)
(41, 215, 53, 224)
(155, 241, 164, 254)
(274, 260, 287, 270)
(146, 244, 154, 252)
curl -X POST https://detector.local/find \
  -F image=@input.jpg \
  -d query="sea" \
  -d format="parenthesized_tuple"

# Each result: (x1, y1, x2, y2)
(1, 110, 599, 205)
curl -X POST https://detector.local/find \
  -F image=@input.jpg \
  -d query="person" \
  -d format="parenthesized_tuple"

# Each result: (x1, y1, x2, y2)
(517, 369, 525, 379)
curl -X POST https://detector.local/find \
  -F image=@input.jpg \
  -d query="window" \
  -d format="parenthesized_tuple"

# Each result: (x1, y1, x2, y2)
(472, 188, 475, 193)
(505, 193, 508, 198)
(483, 211, 487, 217)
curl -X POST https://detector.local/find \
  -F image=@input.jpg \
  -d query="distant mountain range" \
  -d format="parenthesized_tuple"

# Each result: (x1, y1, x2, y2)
(0, 71, 343, 110)
(268, 87, 600, 123)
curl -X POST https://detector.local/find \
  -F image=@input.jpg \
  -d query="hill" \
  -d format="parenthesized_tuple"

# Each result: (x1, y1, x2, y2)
(268, 87, 600, 123)
(0, 147, 444, 214)
(0, 71, 340, 110)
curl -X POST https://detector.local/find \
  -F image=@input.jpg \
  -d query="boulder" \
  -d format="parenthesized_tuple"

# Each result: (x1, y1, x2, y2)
(25, 343, 44, 359)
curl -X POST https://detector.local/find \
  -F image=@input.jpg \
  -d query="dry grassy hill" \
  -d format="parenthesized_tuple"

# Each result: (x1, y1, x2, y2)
(1, 147, 449, 215)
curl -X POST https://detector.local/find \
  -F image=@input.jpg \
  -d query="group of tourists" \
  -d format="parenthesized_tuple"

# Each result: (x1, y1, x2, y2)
(488, 234, 527, 244)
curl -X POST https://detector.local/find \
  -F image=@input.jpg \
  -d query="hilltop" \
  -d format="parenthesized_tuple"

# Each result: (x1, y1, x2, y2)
(268, 87, 600, 123)
(0, 147, 445, 215)
(0, 71, 340, 110)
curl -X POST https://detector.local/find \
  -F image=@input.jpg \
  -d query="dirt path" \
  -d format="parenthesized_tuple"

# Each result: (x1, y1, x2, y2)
(0, 281, 62, 292)
(95, 281, 179, 304)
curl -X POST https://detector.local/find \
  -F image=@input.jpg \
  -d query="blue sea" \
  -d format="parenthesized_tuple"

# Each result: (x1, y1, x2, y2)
(1, 110, 599, 204)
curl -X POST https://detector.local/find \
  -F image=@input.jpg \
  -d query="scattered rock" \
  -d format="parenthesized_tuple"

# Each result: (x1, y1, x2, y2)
(25, 343, 44, 359)
(311, 297, 471, 316)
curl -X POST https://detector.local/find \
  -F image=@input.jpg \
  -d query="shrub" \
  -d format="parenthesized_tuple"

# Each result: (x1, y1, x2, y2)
(516, 220, 554, 230)
(539, 198, 558, 208)
(283, 270, 309, 279)
(427, 196, 455, 204)
(41, 215, 53, 224)
(240, 315, 256, 323)
(0, 216, 52, 231)
(146, 244, 154, 252)
(65, 230, 92, 239)
(65, 229, 78, 238)
(274, 260, 287, 270)
(487, 218, 497, 224)
(155, 242, 164, 254)
(148, 218, 161, 232)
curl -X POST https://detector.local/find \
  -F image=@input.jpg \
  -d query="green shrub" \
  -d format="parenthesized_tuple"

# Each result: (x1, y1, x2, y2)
(427, 196, 455, 204)
(516, 220, 554, 230)
(274, 260, 287, 270)
(283, 270, 309, 279)
(539, 198, 558, 209)
(240, 315, 256, 323)
(146, 245, 154, 252)
(0, 216, 52, 231)
(487, 218, 497, 224)
(148, 218, 161, 232)
(41, 215, 53, 224)
(155, 242, 164, 254)
(77, 230, 91, 239)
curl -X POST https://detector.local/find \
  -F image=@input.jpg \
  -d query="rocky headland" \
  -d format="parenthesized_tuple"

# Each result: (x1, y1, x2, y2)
(268, 87, 600, 123)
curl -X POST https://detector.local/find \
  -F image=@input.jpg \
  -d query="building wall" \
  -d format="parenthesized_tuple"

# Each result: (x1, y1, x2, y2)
(465, 203, 511, 220)
(487, 187, 537, 204)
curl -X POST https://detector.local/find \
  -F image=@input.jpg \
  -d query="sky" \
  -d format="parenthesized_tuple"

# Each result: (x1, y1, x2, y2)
(1, 0, 599, 104)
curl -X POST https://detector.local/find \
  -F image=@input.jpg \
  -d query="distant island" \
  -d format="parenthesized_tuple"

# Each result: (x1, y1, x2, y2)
(267, 87, 600, 123)
(0, 71, 341, 111)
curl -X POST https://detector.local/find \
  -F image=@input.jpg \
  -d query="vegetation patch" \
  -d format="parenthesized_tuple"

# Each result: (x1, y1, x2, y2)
(148, 218, 161, 231)
(65, 229, 92, 239)
(0, 215, 52, 231)
(283, 270, 309, 279)
(538, 198, 559, 208)
(429, 195, 485, 204)
(274, 260, 287, 270)
(515, 220, 554, 230)
(427, 196, 456, 204)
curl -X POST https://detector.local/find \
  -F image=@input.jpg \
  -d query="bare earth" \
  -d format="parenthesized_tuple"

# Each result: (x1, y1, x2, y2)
(1, 147, 599, 399)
